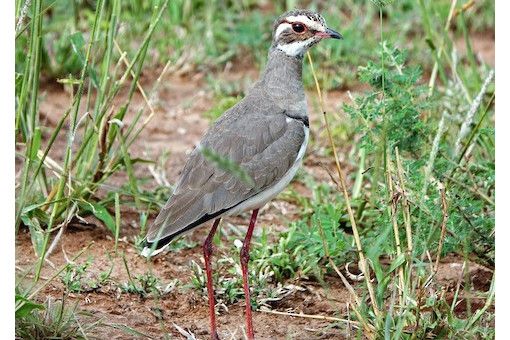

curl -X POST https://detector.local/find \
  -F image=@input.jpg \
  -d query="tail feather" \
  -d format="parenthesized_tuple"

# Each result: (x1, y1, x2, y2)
(140, 206, 232, 258)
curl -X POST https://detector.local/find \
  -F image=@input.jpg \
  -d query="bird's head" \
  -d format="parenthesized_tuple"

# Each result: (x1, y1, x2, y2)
(271, 9, 342, 58)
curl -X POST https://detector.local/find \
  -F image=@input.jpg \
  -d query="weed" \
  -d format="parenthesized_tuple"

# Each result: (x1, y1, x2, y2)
(15, 296, 98, 339)
(120, 272, 161, 298)
(60, 260, 90, 293)
(303, 1, 495, 337)
(60, 258, 113, 293)
(15, 0, 170, 281)
(189, 247, 296, 310)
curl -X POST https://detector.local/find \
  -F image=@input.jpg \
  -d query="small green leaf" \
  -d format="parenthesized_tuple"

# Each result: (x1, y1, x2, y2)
(69, 32, 99, 88)
(22, 198, 67, 215)
(30, 128, 41, 160)
(200, 147, 255, 186)
(15, 295, 45, 318)
(21, 215, 45, 256)
(80, 202, 116, 234)
(106, 323, 152, 337)
(387, 253, 406, 274)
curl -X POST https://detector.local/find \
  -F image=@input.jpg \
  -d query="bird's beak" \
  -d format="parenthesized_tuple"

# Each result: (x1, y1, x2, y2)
(315, 28, 343, 39)
(324, 28, 343, 39)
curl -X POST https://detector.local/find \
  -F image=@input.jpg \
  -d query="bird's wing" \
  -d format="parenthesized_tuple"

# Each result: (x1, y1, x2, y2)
(145, 101, 306, 248)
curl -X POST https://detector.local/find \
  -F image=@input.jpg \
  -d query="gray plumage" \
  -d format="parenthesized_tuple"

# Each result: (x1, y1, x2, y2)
(144, 9, 340, 253)
(145, 51, 307, 247)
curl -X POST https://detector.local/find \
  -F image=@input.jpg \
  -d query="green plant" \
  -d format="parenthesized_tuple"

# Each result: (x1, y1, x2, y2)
(306, 1, 496, 337)
(120, 272, 162, 298)
(189, 246, 295, 309)
(15, 0, 170, 282)
(60, 261, 90, 293)
(15, 296, 98, 339)
(60, 258, 112, 293)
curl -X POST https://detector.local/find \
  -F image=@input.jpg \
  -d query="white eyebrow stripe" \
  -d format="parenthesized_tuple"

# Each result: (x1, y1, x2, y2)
(286, 15, 325, 32)
(274, 22, 291, 39)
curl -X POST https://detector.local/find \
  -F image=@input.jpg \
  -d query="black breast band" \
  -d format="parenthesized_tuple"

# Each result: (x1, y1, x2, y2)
(285, 113, 309, 127)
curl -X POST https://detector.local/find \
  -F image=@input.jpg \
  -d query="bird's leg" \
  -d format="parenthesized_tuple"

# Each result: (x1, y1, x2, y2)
(240, 209, 259, 340)
(203, 218, 221, 340)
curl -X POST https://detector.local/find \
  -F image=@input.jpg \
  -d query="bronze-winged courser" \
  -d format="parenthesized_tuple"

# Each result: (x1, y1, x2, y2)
(142, 9, 342, 340)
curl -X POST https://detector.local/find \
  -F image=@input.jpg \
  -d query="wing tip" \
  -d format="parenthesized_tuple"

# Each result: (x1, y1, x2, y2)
(140, 244, 168, 258)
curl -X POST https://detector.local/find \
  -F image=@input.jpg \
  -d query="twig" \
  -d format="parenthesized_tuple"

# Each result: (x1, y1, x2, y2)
(450, 260, 467, 313)
(386, 151, 405, 305)
(454, 70, 494, 157)
(114, 39, 172, 142)
(443, 174, 494, 206)
(15, 265, 49, 280)
(422, 111, 446, 197)
(259, 308, 359, 328)
(306, 51, 380, 318)
(317, 221, 361, 307)
(434, 183, 449, 272)
(45, 203, 78, 258)
(344, 262, 364, 282)
(317, 221, 375, 337)
(126, 60, 172, 146)
(114, 39, 155, 116)
(395, 148, 413, 255)
(427, 0, 458, 97)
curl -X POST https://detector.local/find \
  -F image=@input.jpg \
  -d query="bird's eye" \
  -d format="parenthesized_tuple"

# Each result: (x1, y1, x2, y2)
(292, 23, 306, 33)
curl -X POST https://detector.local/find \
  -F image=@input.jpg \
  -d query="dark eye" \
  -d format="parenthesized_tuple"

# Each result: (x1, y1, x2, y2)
(292, 23, 306, 33)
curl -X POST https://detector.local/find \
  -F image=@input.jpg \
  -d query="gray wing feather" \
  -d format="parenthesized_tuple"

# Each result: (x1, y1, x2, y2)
(146, 97, 306, 243)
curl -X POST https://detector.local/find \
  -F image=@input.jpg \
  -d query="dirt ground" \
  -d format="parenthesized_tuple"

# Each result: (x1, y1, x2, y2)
(16, 36, 495, 339)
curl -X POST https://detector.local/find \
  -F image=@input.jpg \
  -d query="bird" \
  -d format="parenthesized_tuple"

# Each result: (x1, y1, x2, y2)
(142, 9, 342, 340)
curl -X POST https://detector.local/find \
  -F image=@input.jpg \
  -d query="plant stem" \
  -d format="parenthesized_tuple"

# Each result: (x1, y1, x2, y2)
(306, 51, 380, 318)
(34, 0, 105, 282)
(434, 184, 449, 272)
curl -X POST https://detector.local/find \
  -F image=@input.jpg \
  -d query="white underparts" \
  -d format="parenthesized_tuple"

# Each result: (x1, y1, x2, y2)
(277, 38, 315, 57)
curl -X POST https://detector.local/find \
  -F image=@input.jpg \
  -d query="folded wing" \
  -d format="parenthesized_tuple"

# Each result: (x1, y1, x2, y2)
(145, 101, 306, 249)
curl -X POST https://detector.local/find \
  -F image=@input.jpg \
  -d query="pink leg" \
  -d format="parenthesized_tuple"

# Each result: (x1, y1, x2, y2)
(240, 209, 259, 340)
(203, 218, 221, 340)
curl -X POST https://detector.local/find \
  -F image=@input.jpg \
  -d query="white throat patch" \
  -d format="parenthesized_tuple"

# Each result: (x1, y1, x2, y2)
(277, 38, 315, 57)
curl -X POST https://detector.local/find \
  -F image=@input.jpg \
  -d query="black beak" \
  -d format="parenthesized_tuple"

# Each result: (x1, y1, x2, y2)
(325, 28, 343, 39)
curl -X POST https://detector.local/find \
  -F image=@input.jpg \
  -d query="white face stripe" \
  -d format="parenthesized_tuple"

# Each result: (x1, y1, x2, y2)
(286, 15, 325, 32)
(274, 14, 326, 40)
(277, 38, 315, 57)
(274, 22, 291, 40)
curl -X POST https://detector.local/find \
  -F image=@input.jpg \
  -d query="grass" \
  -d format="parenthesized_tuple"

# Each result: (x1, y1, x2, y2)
(15, 0, 495, 338)
(15, 296, 98, 339)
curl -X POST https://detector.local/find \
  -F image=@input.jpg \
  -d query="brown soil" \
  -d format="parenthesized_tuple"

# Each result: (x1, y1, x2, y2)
(15, 223, 494, 339)
(16, 35, 495, 338)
